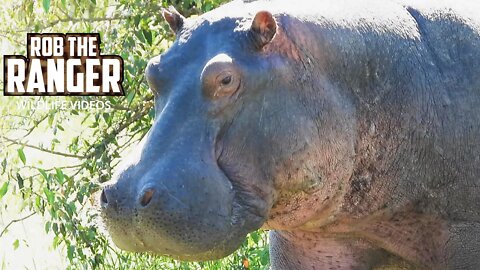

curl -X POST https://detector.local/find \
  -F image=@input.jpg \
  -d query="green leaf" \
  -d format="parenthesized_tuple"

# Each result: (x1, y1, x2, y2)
(134, 30, 145, 42)
(16, 173, 24, 190)
(59, 223, 65, 236)
(251, 232, 259, 242)
(134, 15, 141, 27)
(0, 182, 8, 200)
(204, 3, 213, 12)
(42, 0, 50, 13)
(26, 1, 33, 15)
(142, 29, 152, 45)
(260, 248, 269, 265)
(65, 202, 76, 218)
(38, 168, 48, 180)
(45, 221, 51, 233)
(48, 113, 54, 126)
(35, 196, 41, 210)
(55, 168, 65, 184)
(148, 107, 155, 119)
(195, 0, 203, 10)
(12, 239, 19, 250)
(67, 245, 75, 261)
(53, 235, 60, 248)
(77, 192, 84, 204)
(1, 158, 6, 174)
(18, 148, 26, 165)
(43, 187, 55, 205)
(126, 90, 135, 105)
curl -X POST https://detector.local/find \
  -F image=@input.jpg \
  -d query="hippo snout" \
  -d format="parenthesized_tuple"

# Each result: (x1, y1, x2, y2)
(98, 138, 265, 261)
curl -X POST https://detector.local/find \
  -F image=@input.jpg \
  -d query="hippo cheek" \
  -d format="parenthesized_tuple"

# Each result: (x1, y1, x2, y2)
(100, 161, 256, 261)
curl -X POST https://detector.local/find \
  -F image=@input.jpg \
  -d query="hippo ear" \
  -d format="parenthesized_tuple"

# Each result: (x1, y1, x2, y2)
(250, 11, 277, 49)
(162, 6, 185, 34)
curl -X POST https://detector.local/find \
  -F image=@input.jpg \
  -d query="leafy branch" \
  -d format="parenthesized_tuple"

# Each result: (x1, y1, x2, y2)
(1, 136, 87, 159)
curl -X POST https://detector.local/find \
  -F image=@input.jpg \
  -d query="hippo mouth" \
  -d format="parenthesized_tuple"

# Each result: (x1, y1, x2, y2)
(101, 204, 244, 261)
(100, 155, 267, 261)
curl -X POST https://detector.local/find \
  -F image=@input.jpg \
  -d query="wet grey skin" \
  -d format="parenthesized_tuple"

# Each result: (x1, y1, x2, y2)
(100, 0, 480, 269)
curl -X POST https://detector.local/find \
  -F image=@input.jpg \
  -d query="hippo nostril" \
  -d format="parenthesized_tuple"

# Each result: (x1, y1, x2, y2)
(101, 189, 108, 205)
(140, 188, 155, 207)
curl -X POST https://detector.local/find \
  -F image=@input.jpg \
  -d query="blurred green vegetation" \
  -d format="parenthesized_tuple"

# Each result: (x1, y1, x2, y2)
(0, 0, 270, 269)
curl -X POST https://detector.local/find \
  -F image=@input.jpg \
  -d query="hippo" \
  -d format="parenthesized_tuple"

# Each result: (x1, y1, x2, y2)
(100, 0, 480, 269)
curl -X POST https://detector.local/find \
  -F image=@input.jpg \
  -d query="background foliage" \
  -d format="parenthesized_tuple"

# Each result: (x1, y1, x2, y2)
(0, 0, 269, 269)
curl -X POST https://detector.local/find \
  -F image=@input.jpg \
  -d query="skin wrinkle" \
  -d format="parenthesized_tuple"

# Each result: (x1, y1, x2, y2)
(216, 91, 275, 222)
(263, 18, 357, 229)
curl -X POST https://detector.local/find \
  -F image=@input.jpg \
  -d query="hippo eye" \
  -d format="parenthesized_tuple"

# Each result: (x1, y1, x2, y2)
(206, 71, 240, 98)
(201, 56, 242, 99)
(220, 75, 232, 86)
(216, 72, 233, 86)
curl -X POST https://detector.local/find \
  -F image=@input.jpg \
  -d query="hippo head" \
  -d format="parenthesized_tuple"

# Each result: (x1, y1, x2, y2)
(100, 3, 355, 261)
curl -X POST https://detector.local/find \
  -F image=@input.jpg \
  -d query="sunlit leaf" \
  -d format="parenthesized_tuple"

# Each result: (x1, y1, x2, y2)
(35, 196, 42, 210)
(55, 168, 65, 184)
(48, 113, 54, 126)
(44, 187, 55, 205)
(13, 239, 19, 250)
(0, 182, 8, 200)
(142, 29, 153, 45)
(17, 148, 26, 165)
(67, 245, 75, 261)
(26, 1, 33, 15)
(126, 90, 136, 105)
(38, 168, 48, 180)
(45, 221, 51, 234)
(42, 0, 50, 13)
(1, 159, 6, 174)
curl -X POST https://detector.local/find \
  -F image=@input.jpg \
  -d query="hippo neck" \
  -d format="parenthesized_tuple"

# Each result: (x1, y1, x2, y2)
(269, 230, 416, 269)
